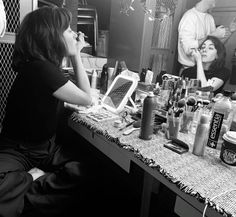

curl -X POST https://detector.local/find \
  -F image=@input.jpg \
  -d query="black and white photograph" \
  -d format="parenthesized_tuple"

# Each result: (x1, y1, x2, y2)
(1, 0, 236, 217)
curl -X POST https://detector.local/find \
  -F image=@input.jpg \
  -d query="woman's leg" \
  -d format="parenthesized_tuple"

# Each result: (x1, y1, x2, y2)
(24, 136, 84, 216)
(0, 138, 33, 217)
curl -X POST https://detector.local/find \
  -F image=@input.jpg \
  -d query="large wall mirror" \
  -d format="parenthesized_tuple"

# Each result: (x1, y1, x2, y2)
(39, 0, 236, 89)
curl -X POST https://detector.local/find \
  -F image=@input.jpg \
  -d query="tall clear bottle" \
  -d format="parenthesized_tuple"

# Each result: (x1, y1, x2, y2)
(91, 69, 98, 89)
(207, 90, 232, 150)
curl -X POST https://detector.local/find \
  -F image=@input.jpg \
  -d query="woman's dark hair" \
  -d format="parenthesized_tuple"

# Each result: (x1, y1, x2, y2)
(200, 35, 226, 72)
(12, 6, 72, 69)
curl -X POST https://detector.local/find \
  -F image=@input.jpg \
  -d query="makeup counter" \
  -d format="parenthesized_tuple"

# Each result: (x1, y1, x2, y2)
(66, 64, 236, 217)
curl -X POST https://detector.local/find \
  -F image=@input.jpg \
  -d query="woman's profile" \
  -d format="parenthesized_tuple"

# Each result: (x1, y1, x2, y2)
(0, 6, 92, 217)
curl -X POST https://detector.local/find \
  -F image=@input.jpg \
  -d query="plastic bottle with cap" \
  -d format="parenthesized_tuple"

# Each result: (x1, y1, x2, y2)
(139, 92, 155, 140)
(207, 90, 232, 150)
(91, 69, 97, 89)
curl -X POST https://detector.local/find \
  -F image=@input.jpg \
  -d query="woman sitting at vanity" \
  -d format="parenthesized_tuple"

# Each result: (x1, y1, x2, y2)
(181, 35, 230, 95)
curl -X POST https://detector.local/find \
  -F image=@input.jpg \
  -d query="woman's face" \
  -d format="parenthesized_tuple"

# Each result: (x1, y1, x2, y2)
(200, 40, 218, 63)
(63, 26, 77, 56)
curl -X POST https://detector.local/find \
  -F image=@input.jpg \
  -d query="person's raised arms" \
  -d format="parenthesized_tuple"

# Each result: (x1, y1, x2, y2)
(53, 28, 92, 106)
(191, 49, 208, 87)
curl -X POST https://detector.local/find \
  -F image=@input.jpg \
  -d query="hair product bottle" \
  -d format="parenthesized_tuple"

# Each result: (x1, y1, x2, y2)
(207, 90, 232, 150)
(139, 92, 155, 140)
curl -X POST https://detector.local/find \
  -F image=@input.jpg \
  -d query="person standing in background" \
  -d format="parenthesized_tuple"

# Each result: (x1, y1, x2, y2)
(178, 0, 236, 74)
(0, 0, 6, 37)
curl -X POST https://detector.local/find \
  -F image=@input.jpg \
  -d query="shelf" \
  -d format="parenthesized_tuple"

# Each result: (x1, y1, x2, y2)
(78, 6, 96, 10)
(78, 15, 95, 19)
(38, 0, 58, 7)
(77, 21, 94, 25)
(78, 8, 96, 11)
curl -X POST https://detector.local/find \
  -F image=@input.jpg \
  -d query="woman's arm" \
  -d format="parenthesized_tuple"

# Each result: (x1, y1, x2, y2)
(196, 60, 224, 91)
(206, 77, 224, 91)
(178, 15, 199, 56)
(53, 33, 92, 106)
(53, 80, 92, 106)
(191, 49, 208, 86)
(192, 49, 224, 91)
(70, 54, 91, 95)
(71, 31, 91, 95)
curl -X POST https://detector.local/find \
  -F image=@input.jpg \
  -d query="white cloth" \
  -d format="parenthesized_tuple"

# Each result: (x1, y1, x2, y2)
(0, 0, 6, 37)
(178, 7, 216, 67)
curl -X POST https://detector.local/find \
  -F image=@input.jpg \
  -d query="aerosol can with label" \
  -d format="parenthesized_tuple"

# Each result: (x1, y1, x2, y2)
(207, 90, 232, 150)
(139, 92, 155, 140)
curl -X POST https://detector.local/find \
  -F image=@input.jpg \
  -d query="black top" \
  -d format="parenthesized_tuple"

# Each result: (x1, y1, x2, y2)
(181, 66, 230, 95)
(1, 60, 68, 142)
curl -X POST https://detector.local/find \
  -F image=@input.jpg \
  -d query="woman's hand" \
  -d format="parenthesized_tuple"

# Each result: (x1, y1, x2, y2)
(212, 25, 226, 38)
(229, 17, 236, 33)
(190, 48, 201, 63)
(224, 27, 232, 39)
(28, 167, 45, 181)
(76, 31, 90, 52)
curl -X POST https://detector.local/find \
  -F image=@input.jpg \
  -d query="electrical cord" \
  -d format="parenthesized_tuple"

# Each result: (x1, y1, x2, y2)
(202, 189, 236, 217)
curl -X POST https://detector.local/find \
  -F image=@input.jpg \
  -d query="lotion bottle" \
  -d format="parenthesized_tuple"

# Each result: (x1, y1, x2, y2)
(91, 69, 97, 89)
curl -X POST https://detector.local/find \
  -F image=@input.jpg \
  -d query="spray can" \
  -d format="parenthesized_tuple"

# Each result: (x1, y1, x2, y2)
(139, 92, 155, 140)
(207, 90, 232, 150)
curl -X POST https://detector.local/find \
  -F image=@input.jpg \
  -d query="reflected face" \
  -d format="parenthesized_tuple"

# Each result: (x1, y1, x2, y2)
(63, 26, 77, 56)
(205, 0, 216, 9)
(200, 40, 218, 63)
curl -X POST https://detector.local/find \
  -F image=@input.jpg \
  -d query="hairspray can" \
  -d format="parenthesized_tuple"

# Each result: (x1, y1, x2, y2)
(139, 92, 155, 140)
